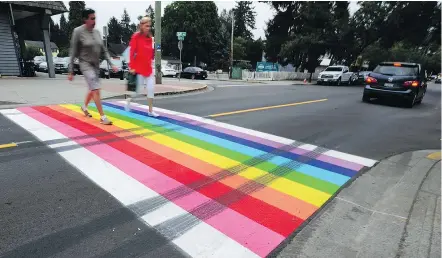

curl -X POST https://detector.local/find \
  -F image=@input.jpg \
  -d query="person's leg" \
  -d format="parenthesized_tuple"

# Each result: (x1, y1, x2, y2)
(125, 74, 143, 111)
(81, 70, 95, 117)
(146, 74, 158, 117)
(88, 69, 112, 125)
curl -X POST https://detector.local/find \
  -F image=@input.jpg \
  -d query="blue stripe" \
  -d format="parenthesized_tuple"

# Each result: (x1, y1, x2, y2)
(103, 102, 358, 178)
(100, 104, 349, 186)
(100, 103, 349, 186)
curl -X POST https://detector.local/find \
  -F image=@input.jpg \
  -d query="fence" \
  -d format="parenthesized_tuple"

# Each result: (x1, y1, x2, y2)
(242, 71, 320, 81)
(207, 71, 320, 81)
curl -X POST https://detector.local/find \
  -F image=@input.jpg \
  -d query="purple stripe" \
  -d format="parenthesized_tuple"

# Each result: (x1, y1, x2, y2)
(112, 102, 364, 171)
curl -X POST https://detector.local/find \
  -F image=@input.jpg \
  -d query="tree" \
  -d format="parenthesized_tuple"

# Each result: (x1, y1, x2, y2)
(161, 1, 223, 68)
(120, 9, 133, 44)
(245, 38, 264, 68)
(107, 17, 123, 44)
(67, 1, 85, 39)
(233, 1, 256, 39)
(60, 13, 68, 33)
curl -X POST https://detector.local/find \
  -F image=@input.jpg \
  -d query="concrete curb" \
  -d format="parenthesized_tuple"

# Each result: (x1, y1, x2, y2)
(120, 84, 208, 99)
(271, 149, 441, 258)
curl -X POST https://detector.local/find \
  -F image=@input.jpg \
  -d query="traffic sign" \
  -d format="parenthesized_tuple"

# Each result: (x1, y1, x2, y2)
(176, 32, 187, 37)
(178, 41, 183, 51)
(178, 35, 185, 41)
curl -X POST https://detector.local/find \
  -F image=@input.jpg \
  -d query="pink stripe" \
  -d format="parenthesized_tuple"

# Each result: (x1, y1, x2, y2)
(19, 106, 284, 257)
(115, 102, 364, 171)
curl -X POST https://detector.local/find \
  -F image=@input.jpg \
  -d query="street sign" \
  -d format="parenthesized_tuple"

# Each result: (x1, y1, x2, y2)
(176, 32, 187, 37)
(178, 35, 185, 41)
(103, 26, 108, 37)
(178, 41, 183, 51)
(156, 44, 161, 52)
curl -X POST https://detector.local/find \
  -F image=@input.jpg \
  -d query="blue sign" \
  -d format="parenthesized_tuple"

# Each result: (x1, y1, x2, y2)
(156, 44, 161, 52)
(256, 62, 278, 72)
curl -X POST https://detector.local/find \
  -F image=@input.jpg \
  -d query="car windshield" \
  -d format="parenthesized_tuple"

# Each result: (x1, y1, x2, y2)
(324, 67, 343, 72)
(373, 65, 418, 76)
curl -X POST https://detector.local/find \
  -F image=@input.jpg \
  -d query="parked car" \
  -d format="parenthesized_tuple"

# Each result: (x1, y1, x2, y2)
(54, 57, 69, 74)
(355, 71, 372, 84)
(33, 56, 46, 70)
(178, 66, 207, 80)
(362, 62, 427, 108)
(162, 65, 178, 77)
(317, 65, 354, 85)
(37, 61, 48, 72)
(435, 73, 441, 83)
(99, 59, 126, 79)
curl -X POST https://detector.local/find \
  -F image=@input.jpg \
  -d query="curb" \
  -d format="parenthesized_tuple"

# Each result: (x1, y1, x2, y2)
(121, 84, 208, 99)
(268, 149, 440, 258)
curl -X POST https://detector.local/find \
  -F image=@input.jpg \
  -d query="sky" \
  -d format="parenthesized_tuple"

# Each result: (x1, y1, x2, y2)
(53, 1, 360, 40)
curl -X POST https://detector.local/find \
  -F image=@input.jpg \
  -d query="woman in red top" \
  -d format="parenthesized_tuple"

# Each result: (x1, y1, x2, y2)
(125, 17, 158, 117)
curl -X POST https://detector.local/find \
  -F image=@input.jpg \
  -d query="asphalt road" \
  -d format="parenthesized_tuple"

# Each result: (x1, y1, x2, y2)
(150, 82, 441, 160)
(0, 79, 440, 257)
(0, 115, 188, 258)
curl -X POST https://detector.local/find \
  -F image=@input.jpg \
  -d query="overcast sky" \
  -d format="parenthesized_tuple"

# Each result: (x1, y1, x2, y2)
(53, 1, 360, 40)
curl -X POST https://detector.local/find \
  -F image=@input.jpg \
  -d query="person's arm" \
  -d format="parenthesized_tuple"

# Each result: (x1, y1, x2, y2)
(129, 33, 137, 70)
(68, 28, 80, 74)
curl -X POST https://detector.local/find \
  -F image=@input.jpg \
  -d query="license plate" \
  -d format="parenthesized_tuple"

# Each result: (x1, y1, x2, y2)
(105, 71, 109, 75)
(384, 83, 394, 87)
(324, 79, 328, 82)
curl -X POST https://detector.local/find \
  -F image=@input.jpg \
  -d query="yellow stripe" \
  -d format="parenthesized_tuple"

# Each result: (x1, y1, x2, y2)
(426, 151, 441, 160)
(0, 143, 17, 149)
(61, 104, 330, 207)
(208, 99, 328, 117)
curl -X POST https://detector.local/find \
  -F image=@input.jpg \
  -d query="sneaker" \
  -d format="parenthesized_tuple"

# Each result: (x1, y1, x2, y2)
(100, 117, 113, 125)
(147, 111, 159, 117)
(81, 107, 92, 117)
(125, 98, 131, 112)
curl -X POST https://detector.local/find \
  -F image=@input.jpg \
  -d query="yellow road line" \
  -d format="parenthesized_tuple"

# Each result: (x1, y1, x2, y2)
(208, 99, 328, 117)
(0, 143, 17, 149)
(426, 151, 441, 160)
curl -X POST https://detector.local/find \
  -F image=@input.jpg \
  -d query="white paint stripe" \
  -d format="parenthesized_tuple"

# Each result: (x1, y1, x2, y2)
(121, 102, 378, 167)
(0, 109, 259, 258)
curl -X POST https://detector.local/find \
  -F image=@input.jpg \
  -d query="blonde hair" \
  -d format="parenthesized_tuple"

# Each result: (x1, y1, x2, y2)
(138, 16, 152, 36)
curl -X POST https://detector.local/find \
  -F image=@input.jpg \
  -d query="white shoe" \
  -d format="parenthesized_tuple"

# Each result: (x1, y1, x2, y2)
(147, 111, 159, 117)
(125, 98, 131, 111)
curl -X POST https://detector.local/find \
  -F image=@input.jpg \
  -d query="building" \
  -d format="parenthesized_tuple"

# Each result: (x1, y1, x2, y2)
(25, 40, 59, 57)
(0, 1, 67, 77)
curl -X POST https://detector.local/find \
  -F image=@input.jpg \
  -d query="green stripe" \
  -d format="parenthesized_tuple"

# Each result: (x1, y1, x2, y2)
(86, 105, 339, 194)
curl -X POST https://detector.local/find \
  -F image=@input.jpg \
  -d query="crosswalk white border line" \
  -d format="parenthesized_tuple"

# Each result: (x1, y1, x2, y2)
(118, 101, 378, 168)
(0, 108, 260, 258)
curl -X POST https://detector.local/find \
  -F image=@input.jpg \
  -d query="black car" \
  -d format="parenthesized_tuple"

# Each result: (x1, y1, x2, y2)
(178, 67, 207, 80)
(362, 62, 427, 108)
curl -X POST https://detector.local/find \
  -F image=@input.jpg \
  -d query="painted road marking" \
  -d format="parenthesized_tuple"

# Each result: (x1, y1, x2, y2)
(0, 102, 377, 258)
(426, 151, 441, 160)
(0, 142, 17, 149)
(207, 99, 328, 118)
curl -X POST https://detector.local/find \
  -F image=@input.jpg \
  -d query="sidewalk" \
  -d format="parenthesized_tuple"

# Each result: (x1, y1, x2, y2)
(274, 150, 441, 258)
(0, 75, 207, 108)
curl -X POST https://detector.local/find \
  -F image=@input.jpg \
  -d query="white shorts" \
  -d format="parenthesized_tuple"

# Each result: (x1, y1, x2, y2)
(136, 74, 155, 98)
(82, 69, 100, 91)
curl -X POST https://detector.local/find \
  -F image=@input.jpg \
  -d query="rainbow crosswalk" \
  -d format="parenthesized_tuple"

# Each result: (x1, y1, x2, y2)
(0, 101, 377, 257)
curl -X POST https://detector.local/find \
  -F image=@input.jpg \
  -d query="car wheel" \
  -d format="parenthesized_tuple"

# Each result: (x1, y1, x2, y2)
(336, 78, 341, 86)
(405, 93, 417, 108)
(362, 94, 370, 103)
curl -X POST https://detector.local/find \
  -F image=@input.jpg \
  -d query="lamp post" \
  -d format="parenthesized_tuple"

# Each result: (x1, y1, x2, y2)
(154, 1, 162, 84)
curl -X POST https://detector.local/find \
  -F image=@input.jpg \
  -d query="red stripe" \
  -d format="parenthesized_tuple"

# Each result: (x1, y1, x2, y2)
(34, 106, 304, 237)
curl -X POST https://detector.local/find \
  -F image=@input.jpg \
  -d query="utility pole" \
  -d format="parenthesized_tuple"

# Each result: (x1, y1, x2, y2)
(230, 11, 234, 79)
(154, 1, 162, 84)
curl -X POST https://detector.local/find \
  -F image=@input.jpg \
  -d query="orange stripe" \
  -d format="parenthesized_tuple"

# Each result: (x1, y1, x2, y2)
(50, 105, 318, 220)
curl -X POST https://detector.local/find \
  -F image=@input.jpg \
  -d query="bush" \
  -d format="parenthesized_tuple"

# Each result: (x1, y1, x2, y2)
(57, 48, 70, 57)
(23, 46, 42, 61)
